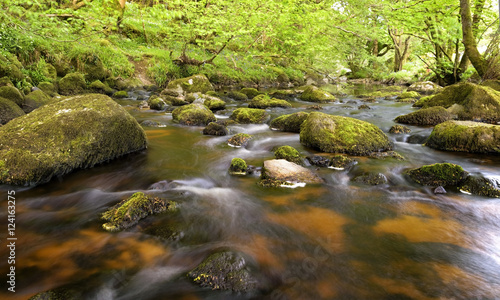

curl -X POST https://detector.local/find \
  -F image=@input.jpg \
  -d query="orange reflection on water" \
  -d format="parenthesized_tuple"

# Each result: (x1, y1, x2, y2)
(146, 129, 172, 140)
(242, 235, 284, 270)
(267, 206, 350, 253)
(370, 276, 435, 300)
(261, 187, 326, 206)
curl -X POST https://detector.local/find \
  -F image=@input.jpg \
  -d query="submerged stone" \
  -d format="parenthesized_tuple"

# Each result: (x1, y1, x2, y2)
(269, 112, 309, 133)
(300, 112, 392, 156)
(426, 120, 500, 154)
(102, 192, 173, 232)
(187, 251, 258, 292)
(395, 106, 453, 126)
(405, 163, 468, 187)
(171, 103, 216, 126)
(0, 94, 147, 186)
(230, 108, 268, 124)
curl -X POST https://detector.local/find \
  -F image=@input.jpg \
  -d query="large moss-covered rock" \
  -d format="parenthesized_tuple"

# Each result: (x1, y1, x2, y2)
(426, 120, 500, 154)
(38, 81, 58, 97)
(167, 74, 214, 95)
(397, 91, 420, 100)
(188, 251, 258, 292)
(481, 80, 500, 92)
(459, 175, 500, 198)
(394, 106, 453, 126)
(261, 159, 323, 185)
(203, 122, 228, 136)
(0, 94, 147, 186)
(269, 112, 309, 133)
(0, 53, 23, 83)
(405, 163, 468, 186)
(274, 145, 303, 165)
(300, 112, 393, 155)
(147, 96, 167, 110)
(0, 97, 24, 124)
(239, 87, 261, 99)
(200, 94, 226, 111)
(413, 82, 500, 123)
(58, 72, 86, 95)
(102, 192, 173, 232)
(230, 108, 268, 124)
(227, 91, 248, 101)
(23, 90, 53, 113)
(0, 86, 24, 107)
(248, 94, 292, 109)
(300, 85, 336, 103)
(172, 103, 216, 126)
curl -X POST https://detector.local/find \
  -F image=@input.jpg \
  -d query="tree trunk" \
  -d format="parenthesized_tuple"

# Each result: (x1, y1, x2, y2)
(460, 0, 487, 77)
(388, 27, 411, 72)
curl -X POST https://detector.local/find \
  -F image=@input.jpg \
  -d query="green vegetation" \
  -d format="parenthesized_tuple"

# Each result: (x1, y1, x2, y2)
(269, 112, 309, 133)
(0, 96, 24, 124)
(230, 108, 268, 124)
(248, 94, 292, 109)
(406, 163, 468, 186)
(229, 158, 248, 175)
(274, 145, 303, 165)
(171, 103, 216, 126)
(395, 106, 453, 126)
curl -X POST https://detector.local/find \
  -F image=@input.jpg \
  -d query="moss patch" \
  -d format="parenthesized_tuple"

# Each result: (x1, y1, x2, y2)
(426, 120, 500, 154)
(147, 96, 167, 110)
(203, 122, 228, 136)
(172, 103, 216, 126)
(0, 86, 24, 107)
(405, 163, 468, 186)
(239, 87, 261, 99)
(113, 90, 129, 98)
(201, 95, 226, 111)
(167, 74, 214, 94)
(230, 108, 268, 124)
(395, 106, 453, 126)
(0, 97, 24, 124)
(229, 157, 248, 175)
(329, 155, 357, 170)
(300, 112, 392, 156)
(23, 90, 53, 113)
(58, 72, 86, 96)
(227, 91, 248, 101)
(248, 94, 292, 109)
(397, 91, 420, 99)
(459, 176, 500, 198)
(102, 192, 173, 232)
(300, 85, 336, 103)
(274, 145, 303, 165)
(0, 94, 147, 186)
(269, 112, 309, 133)
(389, 125, 411, 134)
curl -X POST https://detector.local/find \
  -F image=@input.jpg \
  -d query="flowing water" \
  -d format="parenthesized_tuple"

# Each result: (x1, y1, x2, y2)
(1, 85, 500, 300)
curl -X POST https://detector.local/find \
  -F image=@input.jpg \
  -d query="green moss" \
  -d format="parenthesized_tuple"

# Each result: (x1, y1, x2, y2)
(0, 94, 147, 186)
(102, 192, 172, 232)
(229, 157, 248, 175)
(300, 85, 336, 103)
(459, 176, 500, 198)
(300, 112, 392, 156)
(0, 53, 23, 83)
(0, 86, 24, 106)
(426, 120, 500, 154)
(481, 80, 500, 92)
(230, 108, 268, 124)
(413, 95, 435, 108)
(227, 91, 248, 101)
(270, 89, 296, 99)
(23, 90, 52, 113)
(167, 74, 214, 94)
(329, 155, 357, 170)
(248, 94, 292, 109)
(353, 173, 388, 185)
(239, 87, 261, 99)
(164, 95, 188, 106)
(171, 103, 216, 126)
(202, 95, 226, 111)
(58, 72, 86, 96)
(274, 145, 303, 165)
(0, 97, 24, 124)
(270, 112, 309, 133)
(71, 52, 109, 82)
(147, 96, 167, 110)
(203, 122, 228, 136)
(397, 91, 420, 99)
(406, 163, 468, 186)
(227, 133, 252, 147)
(38, 81, 58, 97)
(0, 77, 13, 87)
(394, 106, 453, 126)
(113, 90, 129, 98)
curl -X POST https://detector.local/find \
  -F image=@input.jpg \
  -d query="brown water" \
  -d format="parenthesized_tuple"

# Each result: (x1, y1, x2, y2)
(1, 86, 500, 300)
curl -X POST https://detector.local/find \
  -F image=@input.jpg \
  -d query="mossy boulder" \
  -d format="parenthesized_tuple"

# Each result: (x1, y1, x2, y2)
(58, 72, 86, 95)
(0, 77, 13, 87)
(172, 103, 216, 126)
(102, 192, 173, 232)
(239, 87, 261, 99)
(248, 94, 292, 109)
(426, 120, 500, 154)
(353, 173, 388, 185)
(413, 82, 500, 123)
(269, 112, 309, 133)
(203, 122, 228, 136)
(261, 159, 323, 185)
(38, 81, 58, 97)
(0, 86, 24, 107)
(270, 89, 296, 99)
(0, 97, 24, 124)
(229, 158, 248, 175)
(408, 81, 442, 94)
(201, 95, 226, 111)
(405, 163, 468, 186)
(167, 74, 214, 95)
(481, 80, 500, 92)
(88, 80, 113, 95)
(394, 106, 453, 126)
(389, 125, 411, 134)
(147, 96, 167, 110)
(300, 112, 393, 156)
(164, 95, 188, 106)
(113, 90, 129, 98)
(227, 91, 248, 101)
(0, 94, 147, 186)
(358, 104, 371, 109)
(274, 145, 303, 165)
(397, 91, 420, 99)
(329, 155, 357, 170)
(188, 251, 258, 292)
(230, 108, 268, 124)
(300, 85, 336, 103)
(227, 133, 252, 147)
(0, 53, 23, 83)
(23, 90, 52, 113)
(459, 175, 500, 198)
(368, 151, 405, 160)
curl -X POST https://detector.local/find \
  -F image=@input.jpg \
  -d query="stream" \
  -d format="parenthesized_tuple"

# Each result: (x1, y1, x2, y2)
(1, 84, 500, 300)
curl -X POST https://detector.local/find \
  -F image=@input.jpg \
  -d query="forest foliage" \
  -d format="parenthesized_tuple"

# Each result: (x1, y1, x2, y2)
(0, 0, 498, 88)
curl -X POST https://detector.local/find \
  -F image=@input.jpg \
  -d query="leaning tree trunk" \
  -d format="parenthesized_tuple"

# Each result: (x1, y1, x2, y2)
(460, 0, 487, 77)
